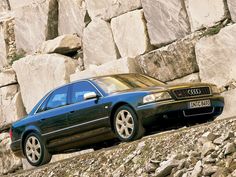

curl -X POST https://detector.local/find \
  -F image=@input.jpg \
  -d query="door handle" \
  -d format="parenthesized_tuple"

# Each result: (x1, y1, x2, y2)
(40, 118, 46, 122)
(69, 111, 75, 114)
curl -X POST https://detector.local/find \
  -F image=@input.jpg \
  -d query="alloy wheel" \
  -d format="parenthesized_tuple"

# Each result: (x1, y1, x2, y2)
(25, 136, 42, 163)
(115, 110, 134, 139)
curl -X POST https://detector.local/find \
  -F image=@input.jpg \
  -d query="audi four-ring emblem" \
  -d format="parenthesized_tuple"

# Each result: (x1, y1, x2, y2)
(187, 89, 202, 95)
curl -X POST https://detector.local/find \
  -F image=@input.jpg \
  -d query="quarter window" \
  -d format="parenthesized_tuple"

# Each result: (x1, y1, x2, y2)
(46, 86, 68, 110)
(71, 81, 99, 104)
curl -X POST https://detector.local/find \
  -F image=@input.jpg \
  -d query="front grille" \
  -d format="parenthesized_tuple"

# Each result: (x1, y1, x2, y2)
(173, 87, 211, 99)
(183, 107, 214, 117)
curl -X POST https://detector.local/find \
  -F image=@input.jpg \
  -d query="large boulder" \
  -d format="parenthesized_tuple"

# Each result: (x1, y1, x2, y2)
(141, 0, 190, 47)
(137, 33, 200, 82)
(0, 0, 9, 12)
(111, 10, 151, 58)
(85, 0, 141, 21)
(12, 54, 77, 113)
(39, 34, 82, 55)
(228, 0, 236, 22)
(195, 24, 236, 88)
(217, 89, 236, 120)
(0, 133, 22, 175)
(70, 57, 141, 81)
(14, 0, 58, 54)
(185, 0, 227, 31)
(83, 19, 118, 67)
(58, 0, 86, 37)
(0, 69, 17, 86)
(0, 85, 26, 130)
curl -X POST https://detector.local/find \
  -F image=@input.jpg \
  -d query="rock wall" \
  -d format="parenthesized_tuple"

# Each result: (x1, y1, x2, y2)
(0, 0, 236, 175)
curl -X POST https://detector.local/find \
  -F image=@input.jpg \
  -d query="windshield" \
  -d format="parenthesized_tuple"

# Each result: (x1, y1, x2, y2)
(93, 74, 165, 94)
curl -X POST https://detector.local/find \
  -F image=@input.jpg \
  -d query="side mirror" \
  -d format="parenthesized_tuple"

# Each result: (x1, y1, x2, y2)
(84, 92, 98, 100)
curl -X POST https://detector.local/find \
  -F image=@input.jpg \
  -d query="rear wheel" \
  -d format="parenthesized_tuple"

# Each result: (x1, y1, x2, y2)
(113, 105, 144, 141)
(24, 133, 52, 166)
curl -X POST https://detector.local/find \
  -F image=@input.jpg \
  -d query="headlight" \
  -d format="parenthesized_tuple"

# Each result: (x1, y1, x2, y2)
(211, 85, 221, 94)
(143, 92, 172, 103)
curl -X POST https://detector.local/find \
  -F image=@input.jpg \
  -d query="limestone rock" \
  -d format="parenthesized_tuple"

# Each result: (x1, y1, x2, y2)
(14, 0, 58, 54)
(0, 133, 22, 175)
(0, 15, 14, 70)
(39, 34, 82, 55)
(0, 20, 7, 69)
(228, 0, 236, 22)
(8, 0, 41, 9)
(202, 165, 218, 176)
(137, 33, 200, 82)
(154, 159, 179, 177)
(195, 24, 236, 88)
(141, 0, 190, 47)
(218, 90, 236, 119)
(224, 143, 236, 155)
(191, 161, 202, 177)
(145, 162, 157, 173)
(83, 19, 118, 67)
(12, 54, 77, 113)
(167, 73, 200, 85)
(213, 137, 224, 145)
(185, 0, 227, 31)
(0, 69, 17, 87)
(0, 85, 26, 130)
(58, 0, 86, 37)
(202, 142, 216, 157)
(0, 16, 15, 69)
(223, 131, 234, 141)
(201, 132, 218, 142)
(70, 57, 141, 81)
(0, 0, 9, 12)
(111, 10, 151, 58)
(85, 0, 141, 20)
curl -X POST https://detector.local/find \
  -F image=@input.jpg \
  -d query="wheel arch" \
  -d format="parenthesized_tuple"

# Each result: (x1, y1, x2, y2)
(21, 127, 41, 156)
(109, 102, 137, 132)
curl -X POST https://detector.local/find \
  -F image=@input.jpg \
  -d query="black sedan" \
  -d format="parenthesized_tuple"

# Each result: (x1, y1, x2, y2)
(10, 73, 224, 166)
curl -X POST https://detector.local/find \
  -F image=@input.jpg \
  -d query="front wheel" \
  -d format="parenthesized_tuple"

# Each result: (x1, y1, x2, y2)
(113, 105, 144, 142)
(24, 133, 52, 166)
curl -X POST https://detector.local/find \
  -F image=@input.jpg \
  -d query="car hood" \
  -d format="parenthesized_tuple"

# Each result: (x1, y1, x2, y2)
(111, 82, 213, 94)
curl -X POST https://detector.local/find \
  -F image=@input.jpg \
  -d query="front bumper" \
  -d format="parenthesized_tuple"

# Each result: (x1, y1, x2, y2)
(136, 95, 224, 125)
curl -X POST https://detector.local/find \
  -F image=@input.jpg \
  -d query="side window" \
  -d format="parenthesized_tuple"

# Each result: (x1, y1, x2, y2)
(71, 81, 99, 104)
(46, 86, 68, 110)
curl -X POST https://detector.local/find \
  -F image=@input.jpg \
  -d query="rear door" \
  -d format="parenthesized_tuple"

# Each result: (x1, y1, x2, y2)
(66, 81, 110, 134)
(34, 86, 70, 138)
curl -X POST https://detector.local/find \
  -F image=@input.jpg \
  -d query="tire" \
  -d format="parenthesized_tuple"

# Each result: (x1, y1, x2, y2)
(113, 105, 144, 142)
(24, 132, 52, 166)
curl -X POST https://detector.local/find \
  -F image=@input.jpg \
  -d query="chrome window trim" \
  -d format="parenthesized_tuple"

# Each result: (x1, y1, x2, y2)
(33, 80, 104, 115)
(41, 116, 109, 136)
(86, 80, 104, 97)
(33, 90, 53, 115)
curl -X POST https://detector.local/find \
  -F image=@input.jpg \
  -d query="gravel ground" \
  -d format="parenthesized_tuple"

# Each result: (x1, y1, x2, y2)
(6, 117, 236, 177)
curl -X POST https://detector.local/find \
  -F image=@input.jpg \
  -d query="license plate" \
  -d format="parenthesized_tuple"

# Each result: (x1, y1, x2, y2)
(189, 100, 211, 109)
